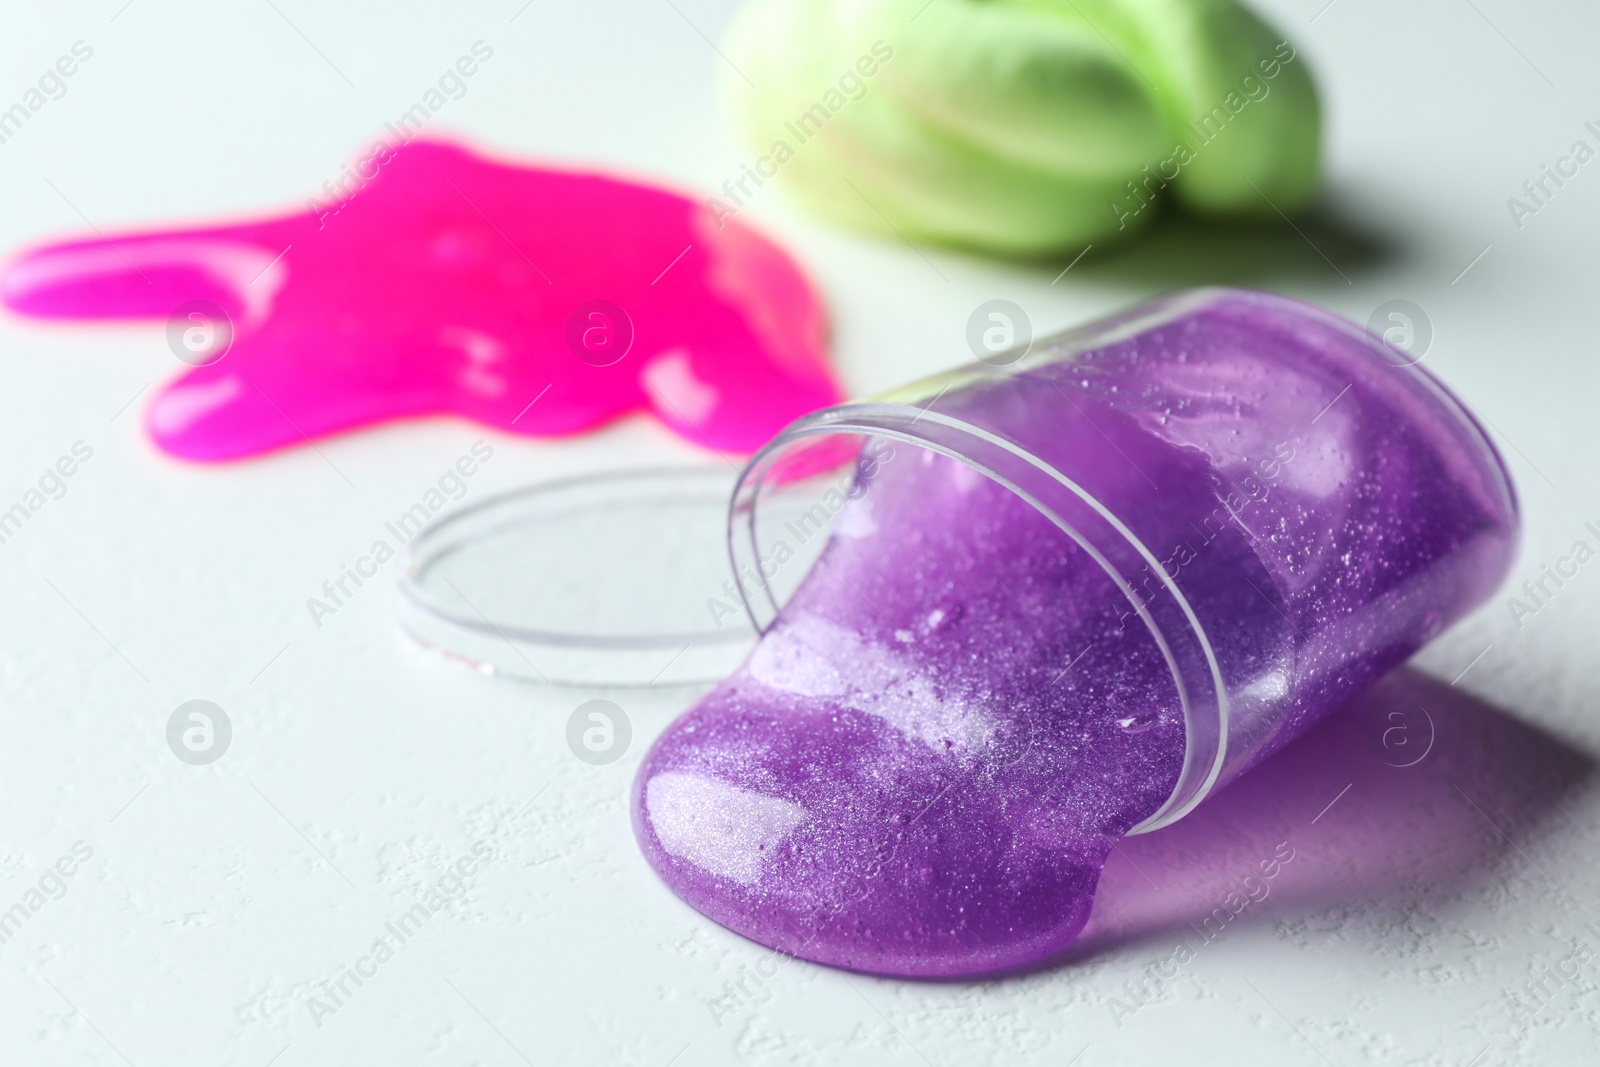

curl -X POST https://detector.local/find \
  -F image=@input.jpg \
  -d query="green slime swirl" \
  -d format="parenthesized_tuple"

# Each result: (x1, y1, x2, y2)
(721, 0, 1321, 254)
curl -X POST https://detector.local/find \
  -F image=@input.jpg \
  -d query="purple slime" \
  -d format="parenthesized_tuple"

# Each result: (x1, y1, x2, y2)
(633, 291, 1516, 979)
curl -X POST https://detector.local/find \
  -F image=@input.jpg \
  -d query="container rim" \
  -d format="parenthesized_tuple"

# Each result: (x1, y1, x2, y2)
(726, 402, 1232, 835)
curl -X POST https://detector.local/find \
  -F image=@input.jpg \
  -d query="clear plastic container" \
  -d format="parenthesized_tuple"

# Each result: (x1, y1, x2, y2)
(726, 287, 1518, 832)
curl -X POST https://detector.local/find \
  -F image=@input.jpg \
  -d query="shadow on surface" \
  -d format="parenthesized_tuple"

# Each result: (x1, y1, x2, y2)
(1064, 667, 1594, 962)
(1033, 198, 1401, 293)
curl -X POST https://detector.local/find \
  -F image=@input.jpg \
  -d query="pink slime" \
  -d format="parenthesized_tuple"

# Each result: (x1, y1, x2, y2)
(0, 141, 840, 460)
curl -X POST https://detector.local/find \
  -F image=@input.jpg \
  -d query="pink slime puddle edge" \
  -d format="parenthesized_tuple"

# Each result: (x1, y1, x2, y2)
(0, 139, 843, 462)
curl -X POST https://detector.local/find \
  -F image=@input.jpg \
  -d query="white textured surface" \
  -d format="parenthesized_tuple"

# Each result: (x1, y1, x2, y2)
(0, 1, 1596, 1064)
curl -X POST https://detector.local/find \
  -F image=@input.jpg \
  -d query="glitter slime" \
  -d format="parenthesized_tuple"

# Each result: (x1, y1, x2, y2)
(634, 289, 1518, 978)
(0, 141, 839, 460)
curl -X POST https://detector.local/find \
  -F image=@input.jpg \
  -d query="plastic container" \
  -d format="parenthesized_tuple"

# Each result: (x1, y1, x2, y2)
(725, 287, 1519, 833)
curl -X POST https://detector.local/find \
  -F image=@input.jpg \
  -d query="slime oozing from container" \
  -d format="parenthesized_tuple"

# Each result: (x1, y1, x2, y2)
(634, 292, 1517, 979)
(637, 447, 1185, 977)
(0, 141, 839, 460)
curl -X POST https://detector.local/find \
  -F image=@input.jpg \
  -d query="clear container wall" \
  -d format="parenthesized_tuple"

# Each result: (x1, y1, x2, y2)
(731, 289, 1518, 831)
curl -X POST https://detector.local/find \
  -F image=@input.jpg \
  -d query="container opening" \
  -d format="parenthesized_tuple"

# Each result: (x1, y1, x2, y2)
(728, 420, 1229, 834)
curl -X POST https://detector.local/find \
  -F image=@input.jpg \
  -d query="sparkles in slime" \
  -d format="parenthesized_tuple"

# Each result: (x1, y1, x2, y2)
(633, 292, 1517, 979)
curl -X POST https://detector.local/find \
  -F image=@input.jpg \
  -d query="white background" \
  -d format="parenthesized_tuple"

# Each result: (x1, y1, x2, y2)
(0, 0, 1596, 1064)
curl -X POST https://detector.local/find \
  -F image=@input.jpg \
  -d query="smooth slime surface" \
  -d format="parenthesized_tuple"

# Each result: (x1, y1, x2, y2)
(633, 292, 1516, 979)
(0, 140, 839, 460)
(636, 447, 1186, 978)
